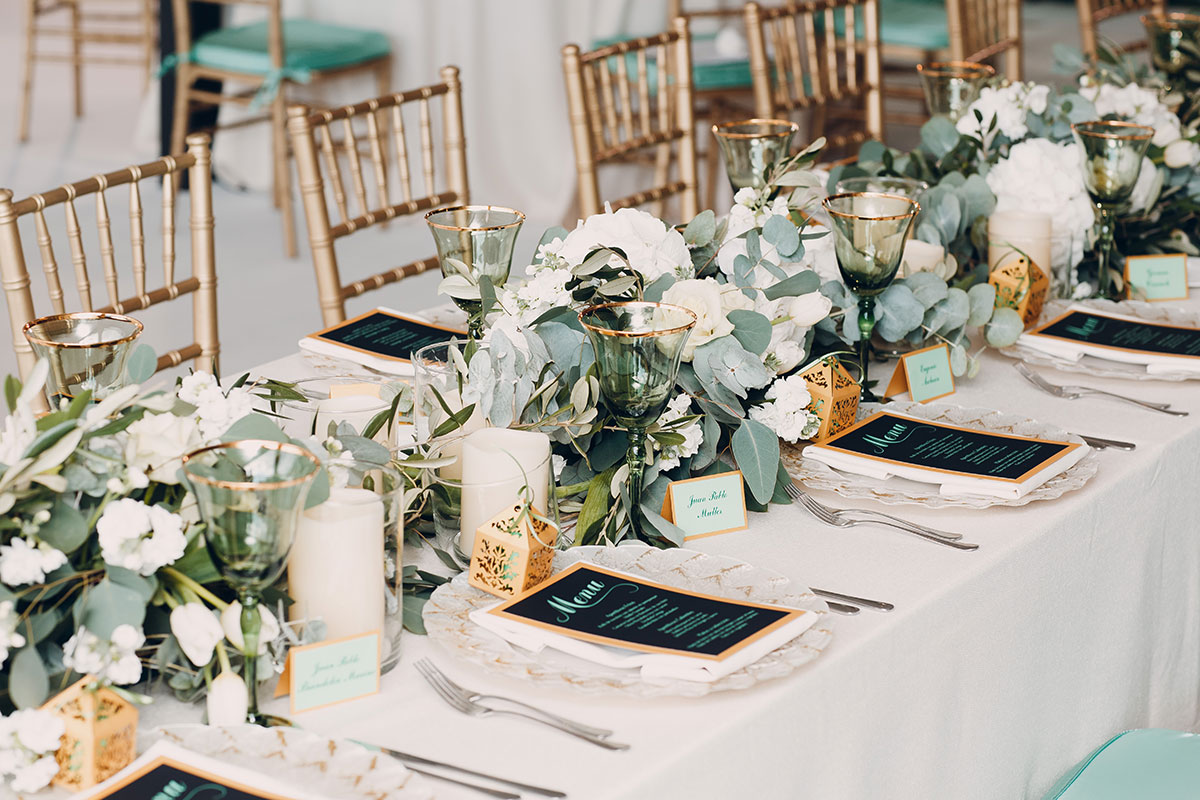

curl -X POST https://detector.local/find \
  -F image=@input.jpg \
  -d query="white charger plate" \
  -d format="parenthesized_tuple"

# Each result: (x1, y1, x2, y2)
(783, 401, 1100, 509)
(423, 544, 834, 698)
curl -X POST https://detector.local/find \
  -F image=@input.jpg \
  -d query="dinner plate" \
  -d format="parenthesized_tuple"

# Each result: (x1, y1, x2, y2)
(1000, 298, 1200, 382)
(423, 544, 834, 698)
(783, 401, 1099, 509)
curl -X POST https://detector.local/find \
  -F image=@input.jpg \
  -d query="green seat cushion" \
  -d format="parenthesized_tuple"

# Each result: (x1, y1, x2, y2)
(191, 18, 391, 76)
(878, 0, 950, 51)
(591, 33, 752, 92)
(1043, 730, 1200, 800)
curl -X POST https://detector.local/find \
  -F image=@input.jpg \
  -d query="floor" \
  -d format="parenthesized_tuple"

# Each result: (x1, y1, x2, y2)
(0, 0, 1145, 382)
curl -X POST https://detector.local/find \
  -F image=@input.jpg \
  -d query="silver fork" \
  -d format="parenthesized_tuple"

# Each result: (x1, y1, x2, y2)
(784, 482, 963, 541)
(789, 486, 979, 551)
(1014, 362, 1186, 416)
(414, 660, 630, 750)
(414, 658, 612, 738)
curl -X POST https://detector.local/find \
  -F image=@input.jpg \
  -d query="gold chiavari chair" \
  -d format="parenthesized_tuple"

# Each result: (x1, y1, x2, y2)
(745, 0, 884, 161)
(168, 0, 393, 259)
(561, 17, 700, 223)
(19, 0, 157, 142)
(1076, 0, 1165, 59)
(0, 134, 219, 382)
(947, 0, 1023, 79)
(287, 67, 469, 328)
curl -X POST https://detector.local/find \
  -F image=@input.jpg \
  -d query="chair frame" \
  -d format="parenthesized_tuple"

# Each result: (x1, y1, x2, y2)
(561, 17, 700, 223)
(0, 134, 218, 382)
(287, 67, 469, 328)
(19, 0, 157, 142)
(946, 0, 1023, 79)
(1075, 0, 1164, 60)
(168, 0, 392, 259)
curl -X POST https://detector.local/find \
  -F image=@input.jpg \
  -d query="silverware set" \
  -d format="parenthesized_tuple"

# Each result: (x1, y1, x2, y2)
(1015, 362, 1187, 417)
(810, 587, 894, 616)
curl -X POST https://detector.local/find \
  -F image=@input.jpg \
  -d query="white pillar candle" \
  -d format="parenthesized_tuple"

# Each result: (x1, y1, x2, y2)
(289, 487, 385, 645)
(988, 211, 1052, 273)
(898, 239, 946, 279)
(458, 428, 552, 554)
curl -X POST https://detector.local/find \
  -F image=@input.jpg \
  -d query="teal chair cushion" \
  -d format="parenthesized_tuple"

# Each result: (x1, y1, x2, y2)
(591, 33, 752, 92)
(1043, 729, 1200, 800)
(191, 19, 391, 76)
(878, 0, 950, 51)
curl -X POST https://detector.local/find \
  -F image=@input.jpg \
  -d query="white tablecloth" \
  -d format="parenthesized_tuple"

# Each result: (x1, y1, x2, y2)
(199, 316, 1200, 800)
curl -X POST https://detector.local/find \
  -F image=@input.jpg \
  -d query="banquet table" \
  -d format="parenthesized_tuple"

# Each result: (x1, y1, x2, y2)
(25, 304, 1200, 800)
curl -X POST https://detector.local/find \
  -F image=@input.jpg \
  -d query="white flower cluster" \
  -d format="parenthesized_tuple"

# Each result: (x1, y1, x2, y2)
(96, 498, 186, 576)
(986, 138, 1095, 269)
(0, 601, 25, 669)
(0, 537, 67, 586)
(62, 624, 145, 685)
(654, 394, 703, 471)
(0, 405, 36, 468)
(0, 708, 64, 793)
(496, 256, 574, 327)
(749, 374, 821, 443)
(178, 372, 255, 441)
(555, 207, 693, 282)
(956, 82, 1051, 146)
(1080, 81, 1200, 168)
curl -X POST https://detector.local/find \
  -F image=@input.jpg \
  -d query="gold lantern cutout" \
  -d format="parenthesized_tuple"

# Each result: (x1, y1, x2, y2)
(42, 677, 138, 792)
(989, 254, 1049, 328)
(468, 502, 558, 598)
(799, 356, 860, 441)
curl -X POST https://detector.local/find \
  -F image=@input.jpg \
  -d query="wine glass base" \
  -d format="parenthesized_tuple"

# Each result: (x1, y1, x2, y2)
(246, 712, 293, 728)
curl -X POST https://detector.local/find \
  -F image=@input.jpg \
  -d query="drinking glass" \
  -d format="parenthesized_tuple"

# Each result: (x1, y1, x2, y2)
(712, 119, 799, 191)
(1071, 121, 1154, 301)
(425, 205, 524, 340)
(579, 302, 695, 538)
(821, 193, 920, 401)
(916, 61, 995, 121)
(22, 312, 143, 405)
(1142, 13, 1200, 96)
(181, 439, 322, 726)
(833, 176, 929, 199)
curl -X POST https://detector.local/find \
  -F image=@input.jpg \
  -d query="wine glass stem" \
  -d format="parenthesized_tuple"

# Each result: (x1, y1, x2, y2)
(238, 590, 264, 725)
(468, 315, 485, 341)
(626, 427, 647, 537)
(1094, 203, 1118, 301)
(857, 296, 878, 402)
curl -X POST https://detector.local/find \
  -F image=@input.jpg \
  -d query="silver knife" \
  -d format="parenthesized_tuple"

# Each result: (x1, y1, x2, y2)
(362, 742, 568, 798)
(811, 588, 894, 612)
(1077, 433, 1136, 451)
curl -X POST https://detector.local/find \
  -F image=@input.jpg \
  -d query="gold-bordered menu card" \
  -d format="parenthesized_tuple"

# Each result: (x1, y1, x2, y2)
(78, 742, 298, 800)
(1017, 306, 1200, 375)
(298, 307, 467, 375)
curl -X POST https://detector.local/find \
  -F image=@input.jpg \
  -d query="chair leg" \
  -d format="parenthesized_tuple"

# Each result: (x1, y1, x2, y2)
(18, 0, 36, 142)
(271, 91, 297, 258)
(70, 0, 82, 117)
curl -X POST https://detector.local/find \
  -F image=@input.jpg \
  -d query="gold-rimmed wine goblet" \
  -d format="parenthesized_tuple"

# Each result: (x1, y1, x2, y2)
(1142, 12, 1200, 97)
(21, 312, 143, 406)
(181, 440, 323, 727)
(917, 61, 995, 122)
(426, 205, 525, 340)
(579, 302, 695, 539)
(821, 193, 920, 401)
(1071, 121, 1154, 301)
(712, 119, 800, 192)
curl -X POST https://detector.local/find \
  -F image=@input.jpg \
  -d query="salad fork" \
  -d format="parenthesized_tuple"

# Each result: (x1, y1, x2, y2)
(788, 486, 979, 551)
(1014, 362, 1186, 416)
(784, 482, 963, 541)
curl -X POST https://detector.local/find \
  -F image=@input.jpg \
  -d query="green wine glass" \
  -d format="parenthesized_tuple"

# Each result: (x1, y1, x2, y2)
(821, 192, 920, 401)
(22, 312, 143, 405)
(1071, 120, 1154, 301)
(579, 302, 695, 539)
(712, 119, 799, 191)
(1142, 13, 1200, 98)
(181, 439, 322, 727)
(916, 61, 995, 122)
(426, 205, 525, 340)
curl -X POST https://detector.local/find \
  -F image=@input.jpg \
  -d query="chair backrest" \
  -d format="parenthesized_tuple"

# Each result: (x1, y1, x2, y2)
(946, 0, 1024, 79)
(170, 0, 282, 69)
(0, 134, 219, 381)
(1075, 0, 1164, 59)
(561, 17, 700, 222)
(287, 67, 470, 327)
(745, 0, 883, 156)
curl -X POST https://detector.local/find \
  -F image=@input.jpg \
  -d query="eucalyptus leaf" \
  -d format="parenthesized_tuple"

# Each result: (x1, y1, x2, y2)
(220, 413, 289, 443)
(731, 418, 780, 505)
(80, 578, 145, 639)
(37, 496, 87, 553)
(874, 284, 925, 342)
(683, 209, 716, 246)
(124, 344, 158, 384)
(105, 565, 157, 605)
(920, 116, 961, 159)
(903, 272, 949, 308)
(9, 646, 49, 708)
(967, 283, 998, 326)
(762, 215, 800, 258)
(402, 595, 428, 635)
(985, 307, 1025, 347)
(639, 504, 686, 547)
(763, 270, 820, 300)
(727, 310, 773, 355)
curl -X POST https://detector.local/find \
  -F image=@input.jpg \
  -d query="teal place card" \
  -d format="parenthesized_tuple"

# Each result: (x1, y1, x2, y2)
(661, 470, 748, 540)
(885, 343, 955, 403)
(1125, 254, 1189, 301)
(288, 631, 380, 714)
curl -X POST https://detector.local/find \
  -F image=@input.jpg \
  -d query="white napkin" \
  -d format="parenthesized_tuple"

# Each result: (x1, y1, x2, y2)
(1188, 256, 1199, 288)
(298, 307, 431, 376)
(469, 601, 818, 684)
(1018, 304, 1200, 376)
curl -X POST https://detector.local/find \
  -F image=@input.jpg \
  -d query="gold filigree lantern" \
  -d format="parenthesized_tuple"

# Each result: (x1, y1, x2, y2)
(42, 677, 138, 792)
(468, 502, 558, 599)
(799, 356, 860, 441)
(989, 255, 1049, 327)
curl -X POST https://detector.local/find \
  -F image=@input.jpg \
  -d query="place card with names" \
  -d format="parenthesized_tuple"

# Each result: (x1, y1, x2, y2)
(1125, 254, 1188, 301)
(1028, 309, 1200, 360)
(883, 342, 956, 403)
(812, 411, 1081, 483)
(310, 309, 466, 364)
(80, 755, 292, 800)
(660, 470, 749, 540)
(276, 631, 381, 714)
(487, 562, 808, 661)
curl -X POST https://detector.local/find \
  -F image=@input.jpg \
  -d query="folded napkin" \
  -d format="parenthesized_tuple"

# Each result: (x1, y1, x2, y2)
(1188, 256, 1199, 289)
(469, 601, 818, 684)
(1018, 305, 1200, 376)
(298, 306, 428, 376)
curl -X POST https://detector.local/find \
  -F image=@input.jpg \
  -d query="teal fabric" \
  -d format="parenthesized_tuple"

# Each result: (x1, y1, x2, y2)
(591, 33, 751, 91)
(879, 0, 950, 51)
(1042, 729, 1200, 800)
(191, 19, 391, 76)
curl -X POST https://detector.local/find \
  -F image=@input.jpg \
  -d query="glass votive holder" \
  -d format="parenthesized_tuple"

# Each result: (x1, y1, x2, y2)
(833, 176, 930, 199)
(987, 210, 1052, 273)
(917, 61, 995, 121)
(280, 375, 413, 445)
(712, 119, 800, 191)
(22, 312, 143, 404)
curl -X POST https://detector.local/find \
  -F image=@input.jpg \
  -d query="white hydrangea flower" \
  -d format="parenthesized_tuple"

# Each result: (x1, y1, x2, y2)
(956, 82, 1051, 146)
(1079, 81, 1183, 146)
(654, 394, 703, 471)
(556, 207, 692, 281)
(61, 624, 145, 685)
(0, 708, 64, 794)
(0, 601, 26, 669)
(179, 372, 256, 440)
(96, 498, 186, 576)
(749, 374, 822, 443)
(660, 278, 735, 361)
(124, 410, 203, 484)
(10, 755, 59, 792)
(0, 537, 68, 586)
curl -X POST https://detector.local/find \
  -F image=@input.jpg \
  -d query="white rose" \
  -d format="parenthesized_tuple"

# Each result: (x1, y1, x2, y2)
(12, 709, 64, 754)
(557, 207, 691, 281)
(766, 339, 805, 374)
(170, 603, 225, 667)
(660, 278, 734, 361)
(221, 603, 281, 655)
(207, 671, 249, 725)
(788, 292, 833, 326)
(719, 285, 755, 315)
(125, 411, 203, 484)
(1164, 139, 1200, 169)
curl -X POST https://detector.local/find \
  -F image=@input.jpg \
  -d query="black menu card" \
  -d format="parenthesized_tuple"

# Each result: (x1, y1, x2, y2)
(86, 756, 292, 800)
(310, 309, 465, 363)
(1029, 309, 1200, 359)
